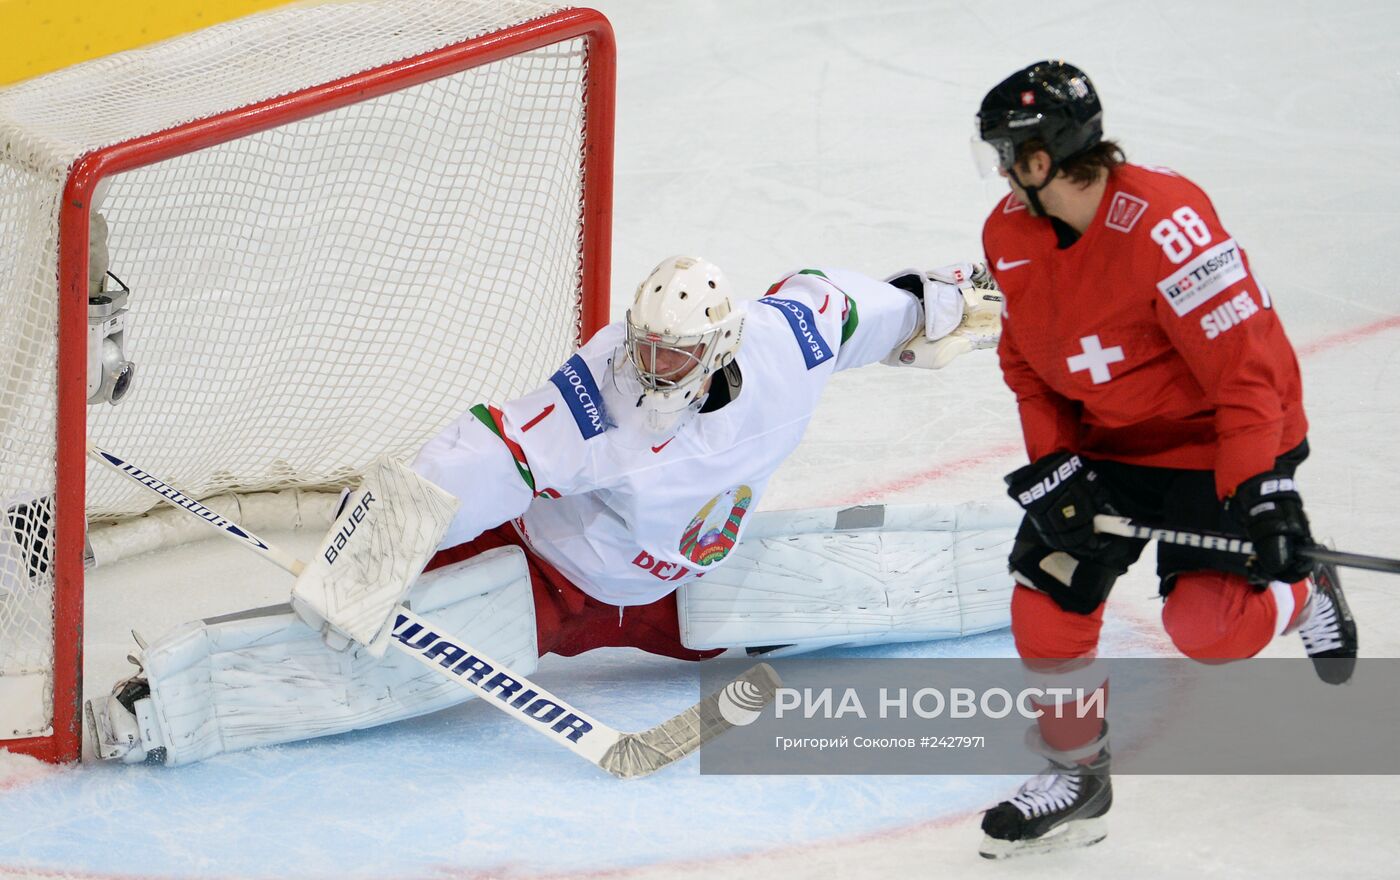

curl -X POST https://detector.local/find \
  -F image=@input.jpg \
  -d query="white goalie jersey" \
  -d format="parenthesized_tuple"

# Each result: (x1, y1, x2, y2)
(413, 267, 922, 606)
(88, 267, 1013, 768)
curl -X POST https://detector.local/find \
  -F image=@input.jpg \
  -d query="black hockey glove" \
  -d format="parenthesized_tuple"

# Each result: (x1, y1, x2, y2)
(1230, 472, 1314, 584)
(1004, 452, 1115, 554)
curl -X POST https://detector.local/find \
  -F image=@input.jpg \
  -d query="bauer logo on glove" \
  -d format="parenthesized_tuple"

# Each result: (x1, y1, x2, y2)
(1005, 451, 1116, 554)
(1014, 453, 1085, 506)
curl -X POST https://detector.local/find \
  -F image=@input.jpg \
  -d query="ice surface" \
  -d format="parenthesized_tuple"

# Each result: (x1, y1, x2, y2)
(4, 0, 1400, 877)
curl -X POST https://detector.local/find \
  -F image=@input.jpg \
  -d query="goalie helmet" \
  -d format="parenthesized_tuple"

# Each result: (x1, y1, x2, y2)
(620, 255, 744, 434)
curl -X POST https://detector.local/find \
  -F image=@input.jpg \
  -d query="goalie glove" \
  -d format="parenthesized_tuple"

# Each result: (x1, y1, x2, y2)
(290, 456, 458, 657)
(882, 261, 1003, 369)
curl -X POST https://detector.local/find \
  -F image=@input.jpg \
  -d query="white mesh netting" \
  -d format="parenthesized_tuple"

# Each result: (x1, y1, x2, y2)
(0, 0, 600, 744)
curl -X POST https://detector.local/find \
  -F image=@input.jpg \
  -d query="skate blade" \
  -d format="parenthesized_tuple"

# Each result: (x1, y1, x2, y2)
(1312, 655, 1356, 686)
(978, 816, 1107, 859)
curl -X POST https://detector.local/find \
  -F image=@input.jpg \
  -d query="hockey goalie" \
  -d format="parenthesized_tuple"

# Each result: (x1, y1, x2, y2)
(88, 256, 1015, 766)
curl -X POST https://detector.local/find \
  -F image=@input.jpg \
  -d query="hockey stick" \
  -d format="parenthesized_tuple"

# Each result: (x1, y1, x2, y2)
(86, 442, 781, 778)
(1094, 514, 1400, 574)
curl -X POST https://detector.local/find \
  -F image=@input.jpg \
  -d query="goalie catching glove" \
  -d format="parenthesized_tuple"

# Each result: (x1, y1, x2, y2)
(882, 261, 1002, 369)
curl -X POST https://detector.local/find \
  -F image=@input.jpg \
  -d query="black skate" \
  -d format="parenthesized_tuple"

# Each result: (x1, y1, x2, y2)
(979, 748, 1111, 859)
(1298, 559, 1357, 685)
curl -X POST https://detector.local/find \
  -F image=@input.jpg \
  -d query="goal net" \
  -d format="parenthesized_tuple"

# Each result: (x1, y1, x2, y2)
(0, 0, 614, 762)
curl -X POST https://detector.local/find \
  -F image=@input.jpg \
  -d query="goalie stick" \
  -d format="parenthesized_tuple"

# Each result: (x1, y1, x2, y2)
(1094, 514, 1400, 574)
(86, 442, 781, 778)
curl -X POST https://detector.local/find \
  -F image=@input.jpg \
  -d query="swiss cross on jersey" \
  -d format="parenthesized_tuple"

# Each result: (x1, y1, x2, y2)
(1066, 335, 1124, 384)
(981, 163, 1308, 486)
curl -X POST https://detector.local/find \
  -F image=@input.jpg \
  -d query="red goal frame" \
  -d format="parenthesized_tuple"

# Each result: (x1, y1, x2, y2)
(8, 8, 614, 764)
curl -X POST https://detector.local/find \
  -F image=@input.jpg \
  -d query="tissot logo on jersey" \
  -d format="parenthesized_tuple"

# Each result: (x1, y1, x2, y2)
(1156, 239, 1248, 316)
(1200, 291, 1260, 340)
(549, 354, 609, 439)
(758, 297, 833, 369)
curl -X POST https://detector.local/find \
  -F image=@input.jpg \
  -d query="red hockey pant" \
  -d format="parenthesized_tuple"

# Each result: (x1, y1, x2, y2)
(1011, 572, 1310, 755)
(425, 524, 722, 662)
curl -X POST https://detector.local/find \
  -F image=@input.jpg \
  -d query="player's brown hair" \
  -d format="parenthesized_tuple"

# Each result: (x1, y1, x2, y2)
(1016, 138, 1126, 187)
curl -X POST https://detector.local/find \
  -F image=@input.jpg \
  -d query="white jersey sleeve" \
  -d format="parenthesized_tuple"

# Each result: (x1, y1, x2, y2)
(411, 407, 535, 548)
(759, 267, 920, 372)
(411, 325, 622, 548)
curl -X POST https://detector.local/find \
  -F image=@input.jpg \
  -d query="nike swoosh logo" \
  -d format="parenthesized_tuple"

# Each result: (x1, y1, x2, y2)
(651, 437, 675, 454)
(996, 257, 1032, 271)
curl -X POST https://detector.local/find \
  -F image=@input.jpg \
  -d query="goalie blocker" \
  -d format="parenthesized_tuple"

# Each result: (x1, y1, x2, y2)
(290, 454, 459, 656)
(90, 500, 1016, 766)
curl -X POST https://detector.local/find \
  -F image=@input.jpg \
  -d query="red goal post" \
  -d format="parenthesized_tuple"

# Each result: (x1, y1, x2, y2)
(0, 2, 615, 764)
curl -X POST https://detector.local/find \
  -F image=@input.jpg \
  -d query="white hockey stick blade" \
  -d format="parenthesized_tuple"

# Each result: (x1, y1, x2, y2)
(88, 441, 778, 778)
(292, 455, 459, 657)
(596, 661, 783, 779)
(387, 606, 781, 779)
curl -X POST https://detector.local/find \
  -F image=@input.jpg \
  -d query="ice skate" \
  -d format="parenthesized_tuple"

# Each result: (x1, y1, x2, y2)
(979, 745, 1111, 859)
(1297, 559, 1357, 685)
(85, 668, 167, 765)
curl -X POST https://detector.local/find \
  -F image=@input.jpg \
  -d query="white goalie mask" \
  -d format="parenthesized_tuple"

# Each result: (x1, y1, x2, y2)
(616, 256, 744, 434)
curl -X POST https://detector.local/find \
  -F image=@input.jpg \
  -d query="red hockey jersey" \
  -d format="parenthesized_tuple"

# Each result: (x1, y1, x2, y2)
(983, 163, 1307, 499)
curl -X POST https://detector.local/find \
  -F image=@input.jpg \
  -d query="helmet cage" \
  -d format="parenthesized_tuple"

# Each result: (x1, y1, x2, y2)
(624, 314, 723, 399)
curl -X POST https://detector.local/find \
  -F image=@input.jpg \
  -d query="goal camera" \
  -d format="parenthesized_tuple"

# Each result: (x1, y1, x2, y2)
(87, 272, 136, 405)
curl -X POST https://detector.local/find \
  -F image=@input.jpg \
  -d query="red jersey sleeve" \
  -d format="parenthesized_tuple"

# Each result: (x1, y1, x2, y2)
(997, 295, 1082, 461)
(985, 206, 1081, 462)
(1143, 194, 1305, 497)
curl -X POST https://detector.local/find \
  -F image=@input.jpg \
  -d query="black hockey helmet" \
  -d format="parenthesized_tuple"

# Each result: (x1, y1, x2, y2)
(975, 60, 1102, 172)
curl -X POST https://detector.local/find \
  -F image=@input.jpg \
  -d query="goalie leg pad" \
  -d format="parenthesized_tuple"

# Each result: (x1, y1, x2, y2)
(132, 546, 536, 766)
(677, 501, 1019, 656)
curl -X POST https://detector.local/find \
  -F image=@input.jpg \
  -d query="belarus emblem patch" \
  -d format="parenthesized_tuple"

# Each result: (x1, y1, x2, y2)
(679, 484, 753, 566)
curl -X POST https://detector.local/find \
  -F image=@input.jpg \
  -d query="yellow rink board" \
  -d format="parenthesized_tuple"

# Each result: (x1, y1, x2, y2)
(0, 0, 296, 86)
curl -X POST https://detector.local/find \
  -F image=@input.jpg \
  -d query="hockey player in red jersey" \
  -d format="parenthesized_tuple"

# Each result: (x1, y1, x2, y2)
(969, 60, 1358, 858)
